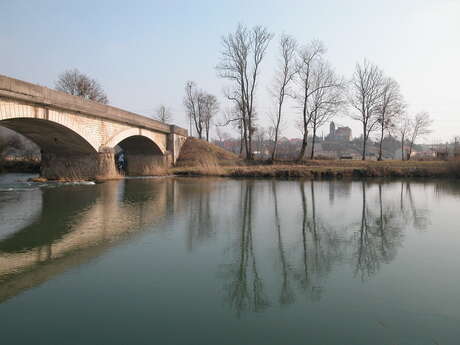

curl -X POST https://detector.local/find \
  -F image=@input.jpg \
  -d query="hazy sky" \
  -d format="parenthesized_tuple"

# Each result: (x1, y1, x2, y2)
(1, 0, 459, 142)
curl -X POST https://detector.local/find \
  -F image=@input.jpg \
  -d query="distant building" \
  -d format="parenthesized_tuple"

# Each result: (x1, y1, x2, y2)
(326, 121, 352, 141)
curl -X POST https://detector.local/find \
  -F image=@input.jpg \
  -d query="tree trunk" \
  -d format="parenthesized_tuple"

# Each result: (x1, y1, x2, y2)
(407, 142, 414, 161)
(297, 129, 308, 162)
(362, 122, 367, 160)
(378, 126, 384, 161)
(362, 135, 367, 161)
(401, 134, 405, 161)
(242, 118, 250, 159)
(271, 136, 278, 162)
(247, 126, 253, 160)
(271, 108, 282, 161)
(310, 125, 317, 159)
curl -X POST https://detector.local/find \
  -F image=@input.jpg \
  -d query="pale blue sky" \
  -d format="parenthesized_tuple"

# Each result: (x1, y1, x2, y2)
(1, 0, 459, 142)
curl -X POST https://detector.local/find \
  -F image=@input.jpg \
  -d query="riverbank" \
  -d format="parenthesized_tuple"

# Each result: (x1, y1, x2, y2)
(172, 138, 460, 179)
(3, 137, 459, 181)
(171, 159, 460, 179)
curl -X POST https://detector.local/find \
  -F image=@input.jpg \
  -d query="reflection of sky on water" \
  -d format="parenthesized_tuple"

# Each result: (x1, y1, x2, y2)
(0, 189, 42, 240)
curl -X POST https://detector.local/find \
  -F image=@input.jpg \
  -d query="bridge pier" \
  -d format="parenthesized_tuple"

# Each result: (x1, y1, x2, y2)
(41, 150, 119, 180)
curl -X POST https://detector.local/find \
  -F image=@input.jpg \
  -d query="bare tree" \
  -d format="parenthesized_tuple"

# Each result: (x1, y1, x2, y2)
(184, 81, 203, 138)
(295, 41, 324, 161)
(217, 24, 273, 160)
(184, 81, 219, 141)
(407, 112, 432, 159)
(154, 104, 172, 123)
(202, 94, 219, 141)
(55, 68, 108, 104)
(270, 35, 297, 161)
(296, 41, 342, 161)
(396, 113, 411, 160)
(309, 61, 344, 159)
(376, 77, 404, 160)
(349, 60, 384, 160)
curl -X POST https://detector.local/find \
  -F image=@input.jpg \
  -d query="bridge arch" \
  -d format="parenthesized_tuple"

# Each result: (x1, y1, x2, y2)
(104, 128, 166, 154)
(0, 99, 100, 154)
(0, 118, 98, 155)
(105, 129, 169, 176)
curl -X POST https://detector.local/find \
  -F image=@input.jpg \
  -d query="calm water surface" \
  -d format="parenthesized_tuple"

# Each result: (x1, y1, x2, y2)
(1, 173, 460, 345)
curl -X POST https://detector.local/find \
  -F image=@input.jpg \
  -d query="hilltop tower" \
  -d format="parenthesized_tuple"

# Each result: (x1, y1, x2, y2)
(329, 121, 336, 137)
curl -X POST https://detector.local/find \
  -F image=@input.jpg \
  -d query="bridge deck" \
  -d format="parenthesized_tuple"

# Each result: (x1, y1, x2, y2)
(0, 74, 186, 136)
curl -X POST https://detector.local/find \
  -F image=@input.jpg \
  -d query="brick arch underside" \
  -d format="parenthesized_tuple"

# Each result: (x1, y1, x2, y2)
(105, 128, 166, 155)
(112, 135, 169, 176)
(0, 118, 109, 180)
(0, 118, 97, 155)
(116, 135, 164, 155)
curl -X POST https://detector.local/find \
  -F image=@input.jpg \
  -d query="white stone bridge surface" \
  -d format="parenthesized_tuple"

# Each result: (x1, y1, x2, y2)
(0, 74, 188, 179)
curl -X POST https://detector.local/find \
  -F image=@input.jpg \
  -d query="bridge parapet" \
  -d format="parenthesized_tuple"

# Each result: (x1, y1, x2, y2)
(0, 74, 186, 136)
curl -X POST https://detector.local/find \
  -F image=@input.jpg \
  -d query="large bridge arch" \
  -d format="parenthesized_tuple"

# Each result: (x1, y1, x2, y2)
(0, 100, 100, 152)
(0, 115, 108, 180)
(0, 118, 98, 155)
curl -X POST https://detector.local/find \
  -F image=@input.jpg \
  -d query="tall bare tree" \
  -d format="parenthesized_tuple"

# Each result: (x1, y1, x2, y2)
(217, 24, 273, 160)
(295, 41, 324, 160)
(376, 77, 404, 160)
(55, 68, 108, 104)
(184, 81, 201, 137)
(296, 41, 342, 161)
(349, 60, 384, 160)
(154, 104, 172, 123)
(270, 34, 297, 161)
(309, 61, 344, 159)
(407, 111, 432, 159)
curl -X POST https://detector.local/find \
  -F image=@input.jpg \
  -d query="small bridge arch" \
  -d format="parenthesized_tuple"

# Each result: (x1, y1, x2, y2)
(104, 128, 166, 154)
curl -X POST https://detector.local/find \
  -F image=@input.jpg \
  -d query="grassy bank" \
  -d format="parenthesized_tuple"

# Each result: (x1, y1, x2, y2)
(170, 160, 458, 179)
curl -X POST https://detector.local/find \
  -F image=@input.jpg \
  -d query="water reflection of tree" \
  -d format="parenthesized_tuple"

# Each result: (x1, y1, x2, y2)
(295, 181, 344, 300)
(223, 179, 433, 315)
(186, 183, 215, 250)
(223, 182, 269, 317)
(353, 182, 403, 280)
(401, 182, 430, 231)
(273, 181, 295, 305)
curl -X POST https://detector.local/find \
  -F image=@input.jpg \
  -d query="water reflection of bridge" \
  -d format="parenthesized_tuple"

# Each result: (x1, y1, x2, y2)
(0, 178, 211, 302)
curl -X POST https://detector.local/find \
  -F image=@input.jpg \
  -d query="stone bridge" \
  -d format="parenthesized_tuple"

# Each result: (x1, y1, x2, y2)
(0, 74, 188, 179)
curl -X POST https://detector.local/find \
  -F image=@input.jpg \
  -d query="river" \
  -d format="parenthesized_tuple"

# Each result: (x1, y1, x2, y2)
(0, 173, 459, 344)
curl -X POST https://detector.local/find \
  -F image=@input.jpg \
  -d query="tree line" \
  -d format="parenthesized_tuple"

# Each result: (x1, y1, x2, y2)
(186, 23, 433, 161)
